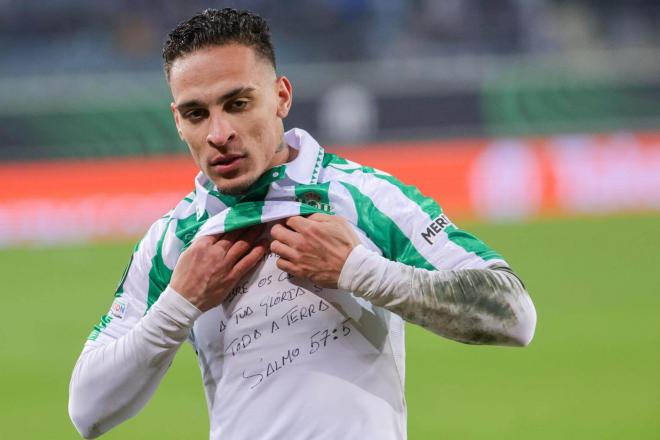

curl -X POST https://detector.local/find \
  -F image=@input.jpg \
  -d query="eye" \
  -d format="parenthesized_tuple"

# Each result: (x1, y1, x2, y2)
(183, 109, 208, 122)
(228, 99, 249, 111)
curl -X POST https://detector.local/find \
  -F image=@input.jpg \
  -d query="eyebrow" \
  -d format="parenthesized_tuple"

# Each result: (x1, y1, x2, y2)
(175, 86, 256, 112)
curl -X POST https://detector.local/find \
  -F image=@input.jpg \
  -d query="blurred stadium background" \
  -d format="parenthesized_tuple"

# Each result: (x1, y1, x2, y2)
(1, 1, 659, 439)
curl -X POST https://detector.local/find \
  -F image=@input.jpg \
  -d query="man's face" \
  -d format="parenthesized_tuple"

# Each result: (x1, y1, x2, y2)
(169, 44, 292, 194)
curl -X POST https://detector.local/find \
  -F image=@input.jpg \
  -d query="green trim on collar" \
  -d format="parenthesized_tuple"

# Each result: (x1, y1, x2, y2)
(310, 146, 324, 184)
(207, 164, 287, 207)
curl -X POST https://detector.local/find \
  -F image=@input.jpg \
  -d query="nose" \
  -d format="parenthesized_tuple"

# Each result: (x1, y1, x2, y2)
(206, 111, 236, 148)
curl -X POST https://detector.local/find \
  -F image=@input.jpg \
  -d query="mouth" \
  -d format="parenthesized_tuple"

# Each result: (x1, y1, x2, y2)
(209, 154, 246, 175)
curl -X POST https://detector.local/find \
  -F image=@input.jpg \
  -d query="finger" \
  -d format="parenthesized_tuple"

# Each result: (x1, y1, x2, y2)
(284, 215, 310, 232)
(224, 225, 266, 264)
(270, 223, 302, 245)
(215, 224, 261, 252)
(270, 239, 299, 261)
(213, 228, 243, 251)
(241, 223, 267, 243)
(193, 234, 218, 247)
(275, 257, 301, 277)
(307, 213, 335, 222)
(230, 239, 268, 279)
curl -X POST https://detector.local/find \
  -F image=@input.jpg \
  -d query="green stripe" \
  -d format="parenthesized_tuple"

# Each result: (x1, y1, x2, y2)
(371, 174, 442, 219)
(248, 164, 286, 195)
(114, 241, 140, 297)
(322, 152, 374, 173)
(365, 174, 501, 262)
(326, 152, 501, 263)
(445, 226, 503, 261)
(183, 190, 195, 204)
(209, 189, 240, 207)
(88, 314, 113, 341)
(223, 176, 273, 231)
(207, 165, 286, 207)
(146, 209, 215, 309)
(370, 174, 500, 261)
(224, 201, 267, 232)
(341, 181, 434, 270)
(322, 152, 348, 168)
(324, 152, 442, 218)
(88, 241, 140, 340)
(177, 210, 209, 251)
(147, 219, 175, 310)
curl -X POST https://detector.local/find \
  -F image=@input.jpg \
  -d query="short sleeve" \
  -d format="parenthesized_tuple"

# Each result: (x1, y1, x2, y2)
(335, 171, 507, 271)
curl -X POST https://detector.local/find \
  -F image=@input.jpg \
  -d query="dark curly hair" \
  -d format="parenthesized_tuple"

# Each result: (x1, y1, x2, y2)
(163, 8, 276, 80)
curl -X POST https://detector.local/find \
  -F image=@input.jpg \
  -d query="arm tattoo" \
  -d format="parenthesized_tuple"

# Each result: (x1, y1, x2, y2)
(339, 247, 536, 346)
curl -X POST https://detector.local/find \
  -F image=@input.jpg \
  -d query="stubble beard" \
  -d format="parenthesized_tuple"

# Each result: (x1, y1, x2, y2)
(216, 174, 257, 196)
(215, 138, 289, 196)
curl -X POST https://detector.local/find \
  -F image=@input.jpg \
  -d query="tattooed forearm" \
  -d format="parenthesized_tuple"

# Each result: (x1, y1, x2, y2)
(338, 246, 536, 346)
(405, 266, 532, 345)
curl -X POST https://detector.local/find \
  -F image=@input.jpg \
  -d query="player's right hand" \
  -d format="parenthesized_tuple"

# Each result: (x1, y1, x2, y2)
(169, 225, 267, 312)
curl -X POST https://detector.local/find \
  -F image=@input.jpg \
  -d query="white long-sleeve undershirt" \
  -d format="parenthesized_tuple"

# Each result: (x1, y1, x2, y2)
(68, 287, 201, 439)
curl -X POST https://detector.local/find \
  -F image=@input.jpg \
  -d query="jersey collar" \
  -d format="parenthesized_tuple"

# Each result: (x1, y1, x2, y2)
(193, 128, 325, 219)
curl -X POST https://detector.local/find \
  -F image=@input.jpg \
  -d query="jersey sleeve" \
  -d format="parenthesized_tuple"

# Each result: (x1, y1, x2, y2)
(85, 214, 171, 348)
(68, 214, 202, 438)
(322, 156, 536, 346)
(335, 169, 508, 271)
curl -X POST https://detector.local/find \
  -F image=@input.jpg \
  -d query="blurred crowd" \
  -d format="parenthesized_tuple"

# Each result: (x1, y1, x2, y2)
(1, 0, 660, 160)
(2, 0, 660, 75)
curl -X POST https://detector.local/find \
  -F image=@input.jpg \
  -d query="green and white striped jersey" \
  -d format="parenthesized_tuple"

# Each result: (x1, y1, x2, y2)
(85, 128, 507, 439)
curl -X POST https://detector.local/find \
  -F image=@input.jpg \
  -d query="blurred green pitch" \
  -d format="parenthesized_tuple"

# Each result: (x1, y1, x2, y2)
(1, 214, 658, 439)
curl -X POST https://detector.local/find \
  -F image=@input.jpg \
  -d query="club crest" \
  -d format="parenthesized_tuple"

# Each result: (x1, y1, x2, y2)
(296, 191, 332, 212)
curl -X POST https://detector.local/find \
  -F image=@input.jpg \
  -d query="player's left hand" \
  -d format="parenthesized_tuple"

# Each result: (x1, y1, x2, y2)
(270, 213, 360, 288)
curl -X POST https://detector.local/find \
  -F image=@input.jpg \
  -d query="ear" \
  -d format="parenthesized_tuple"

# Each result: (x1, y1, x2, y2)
(275, 76, 293, 119)
(171, 102, 184, 140)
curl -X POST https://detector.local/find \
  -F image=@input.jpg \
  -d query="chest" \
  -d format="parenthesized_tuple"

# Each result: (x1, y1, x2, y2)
(190, 251, 386, 391)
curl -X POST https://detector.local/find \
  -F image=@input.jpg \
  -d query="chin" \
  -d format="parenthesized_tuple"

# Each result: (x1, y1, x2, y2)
(215, 175, 258, 195)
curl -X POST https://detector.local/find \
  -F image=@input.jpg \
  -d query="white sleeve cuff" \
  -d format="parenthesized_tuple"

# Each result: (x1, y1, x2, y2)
(153, 286, 203, 326)
(337, 244, 401, 303)
(338, 244, 371, 292)
(140, 286, 203, 346)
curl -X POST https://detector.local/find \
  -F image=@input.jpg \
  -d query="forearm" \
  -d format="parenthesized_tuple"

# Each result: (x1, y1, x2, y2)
(68, 287, 201, 439)
(338, 245, 536, 346)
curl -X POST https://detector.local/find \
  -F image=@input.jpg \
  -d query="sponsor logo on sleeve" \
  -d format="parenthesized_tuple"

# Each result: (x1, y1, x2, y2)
(421, 214, 451, 245)
(110, 299, 127, 319)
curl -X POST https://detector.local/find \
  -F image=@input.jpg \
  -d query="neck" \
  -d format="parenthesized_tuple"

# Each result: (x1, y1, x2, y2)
(272, 138, 297, 167)
(286, 143, 299, 163)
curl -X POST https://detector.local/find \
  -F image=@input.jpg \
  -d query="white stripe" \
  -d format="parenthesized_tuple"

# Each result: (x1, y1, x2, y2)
(194, 202, 307, 238)
(260, 201, 305, 221)
(90, 214, 170, 344)
(195, 209, 230, 237)
(323, 167, 495, 270)
(162, 222, 184, 271)
(326, 181, 382, 255)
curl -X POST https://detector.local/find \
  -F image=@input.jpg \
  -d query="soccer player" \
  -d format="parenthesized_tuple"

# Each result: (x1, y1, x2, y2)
(68, 8, 536, 440)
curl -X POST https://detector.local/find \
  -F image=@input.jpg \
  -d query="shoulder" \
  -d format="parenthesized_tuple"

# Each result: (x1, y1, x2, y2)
(318, 151, 390, 194)
(136, 189, 204, 259)
(318, 150, 504, 269)
(143, 190, 196, 234)
(319, 150, 442, 217)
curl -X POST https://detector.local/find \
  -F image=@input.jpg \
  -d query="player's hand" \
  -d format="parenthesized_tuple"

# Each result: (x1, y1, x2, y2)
(170, 225, 267, 312)
(270, 214, 360, 288)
